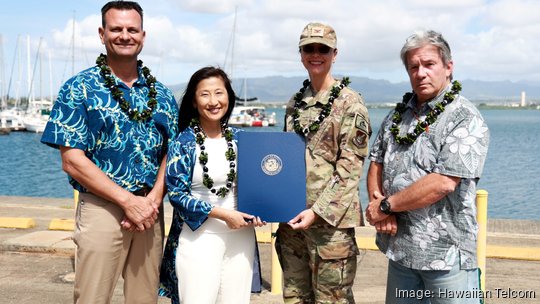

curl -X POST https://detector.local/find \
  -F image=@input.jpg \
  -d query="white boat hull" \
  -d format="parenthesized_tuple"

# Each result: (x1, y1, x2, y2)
(22, 99, 52, 133)
(229, 106, 276, 127)
(0, 108, 26, 131)
(23, 117, 47, 133)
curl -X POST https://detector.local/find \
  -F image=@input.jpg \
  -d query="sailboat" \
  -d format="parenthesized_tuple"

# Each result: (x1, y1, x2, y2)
(0, 34, 11, 134)
(22, 36, 52, 133)
(0, 34, 26, 131)
(23, 99, 51, 132)
(224, 8, 275, 127)
(235, 78, 258, 104)
(23, 12, 79, 133)
(229, 78, 276, 127)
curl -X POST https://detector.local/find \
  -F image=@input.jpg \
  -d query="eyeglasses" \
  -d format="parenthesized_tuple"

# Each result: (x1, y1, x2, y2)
(301, 44, 332, 54)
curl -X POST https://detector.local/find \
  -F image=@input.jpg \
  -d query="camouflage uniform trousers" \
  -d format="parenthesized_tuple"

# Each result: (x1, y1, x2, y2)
(275, 223, 358, 304)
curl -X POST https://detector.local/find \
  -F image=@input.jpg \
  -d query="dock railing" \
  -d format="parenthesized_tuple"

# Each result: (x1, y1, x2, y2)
(476, 189, 488, 292)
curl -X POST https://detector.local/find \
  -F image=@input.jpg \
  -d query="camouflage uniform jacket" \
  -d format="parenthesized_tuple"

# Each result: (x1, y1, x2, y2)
(284, 79, 371, 228)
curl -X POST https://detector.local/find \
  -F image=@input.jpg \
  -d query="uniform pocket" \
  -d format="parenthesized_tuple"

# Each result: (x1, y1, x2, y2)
(317, 239, 358, 260)
(315, 239, 358, 290)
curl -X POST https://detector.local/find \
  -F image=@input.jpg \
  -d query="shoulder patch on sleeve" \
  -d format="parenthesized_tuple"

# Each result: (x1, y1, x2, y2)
(354, 113, 369, 134)
(352, 113, 370, 150)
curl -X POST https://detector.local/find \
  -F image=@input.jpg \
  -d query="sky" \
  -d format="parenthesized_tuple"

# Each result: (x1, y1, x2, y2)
(1, 0, 540, 99)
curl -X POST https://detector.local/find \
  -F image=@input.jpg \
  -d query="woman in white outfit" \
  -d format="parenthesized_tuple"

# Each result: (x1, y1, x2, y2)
(159, 66, 265, 304)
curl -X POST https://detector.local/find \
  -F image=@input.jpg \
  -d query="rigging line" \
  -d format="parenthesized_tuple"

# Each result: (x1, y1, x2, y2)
(61, 13, 76, 86)
(223, 6, 238, 80)
(6, 34, 21, 100)
(27, 37, 43, 102)
(0, 35, 5, 104)
(72, 10, 75, 76)
(223, 24, 233, 71)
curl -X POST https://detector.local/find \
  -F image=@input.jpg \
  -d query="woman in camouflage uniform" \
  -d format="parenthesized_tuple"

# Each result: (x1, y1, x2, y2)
(275, 22, 371, 304)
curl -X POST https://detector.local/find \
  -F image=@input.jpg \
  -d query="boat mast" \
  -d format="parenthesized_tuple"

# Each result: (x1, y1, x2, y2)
(48, 51, 53, 102)
(243, 78, 247, 102)
(71, 10, 75, 76)
(223, 7, 256, 104)
(0, 35, 5, 109)
(26, 35, 32, 103)
(223, 7, 237, 80)
(39, 43, 43, 100)
(16, 36, 22, 108)
(14, 35, 22, 108)
(61, 11, 76, 85)
(230, 7, 237, 81)
(6, 34, 20, 106)
(27, 37, 43, 104)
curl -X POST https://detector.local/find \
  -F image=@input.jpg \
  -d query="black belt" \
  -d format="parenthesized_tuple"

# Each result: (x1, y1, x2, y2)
(132, 186, 151, 196)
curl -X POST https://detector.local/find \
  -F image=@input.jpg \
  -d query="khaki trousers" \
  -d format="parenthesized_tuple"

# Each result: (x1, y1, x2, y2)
(73, 192, 164, 304)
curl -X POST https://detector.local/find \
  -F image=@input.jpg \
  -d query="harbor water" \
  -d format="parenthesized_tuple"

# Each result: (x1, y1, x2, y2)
(0, 107, 538, 220)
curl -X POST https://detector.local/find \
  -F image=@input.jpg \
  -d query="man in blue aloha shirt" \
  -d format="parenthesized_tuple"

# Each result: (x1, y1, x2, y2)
(40, 1, 178, 303)
(365, 30, 489, 304)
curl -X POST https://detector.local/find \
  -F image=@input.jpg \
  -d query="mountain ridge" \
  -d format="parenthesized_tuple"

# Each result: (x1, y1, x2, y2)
(168, 76, 540, 104)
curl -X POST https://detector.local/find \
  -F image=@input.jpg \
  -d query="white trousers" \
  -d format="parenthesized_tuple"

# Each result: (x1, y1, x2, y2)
(176, 222, 255, 304)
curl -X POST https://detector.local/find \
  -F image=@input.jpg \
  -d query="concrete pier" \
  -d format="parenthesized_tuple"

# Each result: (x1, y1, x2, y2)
(1, 195, 539, 303)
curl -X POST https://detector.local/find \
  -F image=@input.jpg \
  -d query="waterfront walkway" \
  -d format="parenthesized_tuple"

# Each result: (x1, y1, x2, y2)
(1, 195, 540, 303)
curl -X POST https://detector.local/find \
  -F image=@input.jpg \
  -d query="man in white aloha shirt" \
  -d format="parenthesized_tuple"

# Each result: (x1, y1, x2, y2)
(365, 29, 490, 304)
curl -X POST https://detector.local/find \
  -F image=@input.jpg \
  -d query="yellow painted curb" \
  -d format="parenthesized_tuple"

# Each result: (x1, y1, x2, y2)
(356, 236, 378, 250)
(46, 220, 172, 234)
(352, 236, 540, 261)
(487, 245, 540, 261)
(48, 219, 75, 231)
(0, 217, 36, 229)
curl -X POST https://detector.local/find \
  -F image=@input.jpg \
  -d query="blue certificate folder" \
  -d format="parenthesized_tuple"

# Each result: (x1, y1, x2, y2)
(237, 132, 306, 222)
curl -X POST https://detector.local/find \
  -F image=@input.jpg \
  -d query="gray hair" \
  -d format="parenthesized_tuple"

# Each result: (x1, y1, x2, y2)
(400, 30, 452, 69)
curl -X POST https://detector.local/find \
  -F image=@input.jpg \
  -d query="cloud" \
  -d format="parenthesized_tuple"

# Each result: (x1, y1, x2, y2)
(484, 0, 539, 27)
(12, 0, 540, 88)
(173, 0, 254, 14)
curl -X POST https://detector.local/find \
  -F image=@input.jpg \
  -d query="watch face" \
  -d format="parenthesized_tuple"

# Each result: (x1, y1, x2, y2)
(380, 199, 391, 215)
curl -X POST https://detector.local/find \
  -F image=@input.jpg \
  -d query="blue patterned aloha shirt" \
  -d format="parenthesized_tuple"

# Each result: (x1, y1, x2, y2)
(158, 126, 261, 303)
(369, 83, 489, 271)
(41, 65, 178, 192)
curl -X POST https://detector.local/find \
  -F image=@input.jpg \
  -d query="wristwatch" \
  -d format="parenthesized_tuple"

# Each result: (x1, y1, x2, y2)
(379, 198, 393, 215)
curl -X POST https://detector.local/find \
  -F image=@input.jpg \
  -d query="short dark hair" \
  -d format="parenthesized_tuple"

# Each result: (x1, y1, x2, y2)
(178, 67, 236, 131)
(101, 1, 143, 28)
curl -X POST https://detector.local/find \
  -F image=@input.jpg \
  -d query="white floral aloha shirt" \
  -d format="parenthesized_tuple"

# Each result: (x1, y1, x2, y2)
(369, 84, 489, 271)
(41, 65, 178, 193)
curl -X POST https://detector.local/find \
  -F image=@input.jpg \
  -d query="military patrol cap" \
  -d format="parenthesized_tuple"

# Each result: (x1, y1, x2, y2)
(299, 22, 337, 49)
